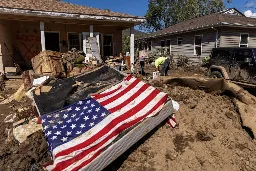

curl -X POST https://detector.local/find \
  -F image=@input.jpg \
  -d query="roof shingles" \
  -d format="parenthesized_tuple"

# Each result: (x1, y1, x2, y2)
(139, 12, 256, 39)
(0, 0, 140, 18)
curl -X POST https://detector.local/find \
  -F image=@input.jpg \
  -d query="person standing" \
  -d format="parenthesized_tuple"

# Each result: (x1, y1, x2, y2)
(139, 56, 145, 76)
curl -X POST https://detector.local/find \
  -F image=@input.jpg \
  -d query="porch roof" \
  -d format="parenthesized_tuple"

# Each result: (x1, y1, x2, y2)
(0, 0, 145, 24)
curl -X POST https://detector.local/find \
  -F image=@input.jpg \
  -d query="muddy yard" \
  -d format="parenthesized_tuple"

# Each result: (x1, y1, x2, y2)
(0, 67, 255, 171)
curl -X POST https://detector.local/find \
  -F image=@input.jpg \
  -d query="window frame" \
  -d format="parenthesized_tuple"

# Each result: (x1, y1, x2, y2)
(166, 39, 171, 54)
(177, 37, 182, 45)
(161, 40, 166, 47)
(239, 33, 249, 47)
(194, 35, 203, 56)
(67, 32, 81, 51)
(148, 40, 152, 51)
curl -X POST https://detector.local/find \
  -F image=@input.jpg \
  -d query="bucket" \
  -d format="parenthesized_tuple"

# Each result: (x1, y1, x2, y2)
(153, 71, 160, 79)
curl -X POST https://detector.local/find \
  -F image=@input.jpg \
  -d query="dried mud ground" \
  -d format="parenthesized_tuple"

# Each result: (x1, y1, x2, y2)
(0, 68, 255, 171)
(106, 85, 256, 171)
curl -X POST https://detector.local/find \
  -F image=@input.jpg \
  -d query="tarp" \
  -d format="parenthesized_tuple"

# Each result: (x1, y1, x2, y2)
(33, 66, 124, 115)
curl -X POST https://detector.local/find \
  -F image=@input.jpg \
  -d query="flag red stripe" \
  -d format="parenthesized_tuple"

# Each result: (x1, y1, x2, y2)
(99, 79, 141, 106)
(72, 95, 168, 171)
(55, 89, 162, 159)
(92, 75, 133, 100)
(92, 85, 122, 100)
(52, 95, 168, 171)
(107, 84, 150, 113)
(167, 116, 177, 127)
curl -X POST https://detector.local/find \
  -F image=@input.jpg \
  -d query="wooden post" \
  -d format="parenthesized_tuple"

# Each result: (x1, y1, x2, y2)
(82, 32, 87, 53)
(90, 25, 94, 37)
(130, 27, 135, 71)
(40, 21, 45, 51)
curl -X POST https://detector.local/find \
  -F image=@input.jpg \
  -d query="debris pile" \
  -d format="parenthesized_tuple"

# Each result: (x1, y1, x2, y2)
(31, 50, 65, 78)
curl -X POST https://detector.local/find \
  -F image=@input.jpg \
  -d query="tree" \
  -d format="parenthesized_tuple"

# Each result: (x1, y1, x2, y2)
(142, 0, 232, 32)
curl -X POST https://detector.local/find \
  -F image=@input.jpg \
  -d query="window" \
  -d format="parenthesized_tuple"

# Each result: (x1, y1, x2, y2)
(68, 33, 81, 50)
(148, 41, 152, 51)
(177, 37, 182, 45)
(166, 39, 171, 55)
(194, 35, 202, 55)
(144, 42, 148, 50)
(161, 40, 165, 47)
(240, 33, 249, 47)
(166, 40, 171, 47)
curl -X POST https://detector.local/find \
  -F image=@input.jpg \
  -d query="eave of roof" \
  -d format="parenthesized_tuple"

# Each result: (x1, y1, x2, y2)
(0, 6, 146, 23)
(136, 13, 256, 40)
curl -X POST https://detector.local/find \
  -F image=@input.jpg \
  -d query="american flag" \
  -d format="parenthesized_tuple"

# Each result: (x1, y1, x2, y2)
(41, 75, 170, 170)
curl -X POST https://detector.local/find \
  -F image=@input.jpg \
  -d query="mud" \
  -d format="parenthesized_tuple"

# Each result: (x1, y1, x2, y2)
(0, 67, 256, 171)
(108, 84, 256, 171)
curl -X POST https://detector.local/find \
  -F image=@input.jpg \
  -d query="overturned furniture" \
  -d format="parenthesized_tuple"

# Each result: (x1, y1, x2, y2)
(33, 66, 174, 170)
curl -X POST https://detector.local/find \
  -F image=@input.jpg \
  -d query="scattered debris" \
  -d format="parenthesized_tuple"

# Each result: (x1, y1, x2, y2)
(13, 120, 42, 143)
(33, 76, 50, 86)
(31, 50, 65, 78)
(4, 113, 16, 123)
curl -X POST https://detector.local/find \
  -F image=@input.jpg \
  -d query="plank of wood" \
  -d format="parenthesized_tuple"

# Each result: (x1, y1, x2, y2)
(82, 100, 173, 171)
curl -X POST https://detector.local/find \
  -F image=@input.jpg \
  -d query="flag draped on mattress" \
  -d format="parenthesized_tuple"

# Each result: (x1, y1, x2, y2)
(40, 75, 173, 171)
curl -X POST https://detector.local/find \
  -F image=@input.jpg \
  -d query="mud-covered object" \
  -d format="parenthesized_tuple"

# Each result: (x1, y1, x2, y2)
(33, 66, 124, 115)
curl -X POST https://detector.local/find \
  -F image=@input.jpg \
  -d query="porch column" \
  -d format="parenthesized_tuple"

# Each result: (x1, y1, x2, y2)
(90, 25, 93, 37)
(82, 32, 87, 53)
(130, 27, 135, 71)
(40, 21, 46, 51)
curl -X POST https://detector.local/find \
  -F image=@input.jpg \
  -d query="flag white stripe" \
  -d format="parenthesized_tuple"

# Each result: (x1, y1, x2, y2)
(48, 92, 166, 169)
(103, 82, 152, 110)
(52, 79, 152, 158)
(51, 85, 158, 159)
(72, 103, 165, 171)
(64, 136, 117, 171)
(96, 78, 137, 103)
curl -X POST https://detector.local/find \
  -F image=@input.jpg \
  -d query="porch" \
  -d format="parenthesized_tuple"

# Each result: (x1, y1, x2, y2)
(0, 15, 137, 72)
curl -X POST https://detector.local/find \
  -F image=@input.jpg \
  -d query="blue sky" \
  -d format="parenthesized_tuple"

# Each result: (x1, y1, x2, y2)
(64, 0, 254, 17)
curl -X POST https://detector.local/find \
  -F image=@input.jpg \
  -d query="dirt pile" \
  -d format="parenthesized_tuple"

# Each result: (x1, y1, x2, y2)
(111, 84, 256, 171)
(0, 131, 51, 171)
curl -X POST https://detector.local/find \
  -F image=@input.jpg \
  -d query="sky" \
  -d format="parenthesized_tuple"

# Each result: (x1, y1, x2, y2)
(64, 0, 255, 17)
(63, 0, 256, 30)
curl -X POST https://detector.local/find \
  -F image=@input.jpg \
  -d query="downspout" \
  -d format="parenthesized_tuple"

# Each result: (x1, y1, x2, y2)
(211, 27, 218, 48)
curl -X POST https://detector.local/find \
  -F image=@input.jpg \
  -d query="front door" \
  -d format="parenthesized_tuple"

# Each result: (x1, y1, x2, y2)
(103, 35, 113, 56)
(45, 32, 60, 52)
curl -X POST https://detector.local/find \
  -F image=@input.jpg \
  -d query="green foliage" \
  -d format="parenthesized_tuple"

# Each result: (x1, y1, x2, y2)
(176, 54, 190, 67)
(122, 35, 130, 54)
(122, 29, 148, 54)
(142, 0, 232, 32)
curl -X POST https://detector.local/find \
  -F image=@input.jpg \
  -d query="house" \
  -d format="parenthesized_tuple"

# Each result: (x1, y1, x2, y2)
(0, 0, 145, 72)
(136, 8, 256, 63)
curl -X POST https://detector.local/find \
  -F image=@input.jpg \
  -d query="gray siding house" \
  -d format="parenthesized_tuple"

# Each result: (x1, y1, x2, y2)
(136, 8, 256, 63)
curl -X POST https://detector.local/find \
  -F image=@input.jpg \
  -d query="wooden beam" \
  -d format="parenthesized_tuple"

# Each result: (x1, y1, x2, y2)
(40, 21, 45, 51)
(90, 25, 94, 37)
(130, 27, 135, 71)
(82, 32, 87, 53)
